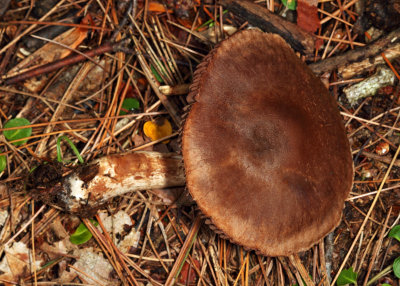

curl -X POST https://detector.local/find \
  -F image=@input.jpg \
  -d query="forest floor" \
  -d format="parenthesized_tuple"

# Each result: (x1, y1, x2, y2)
(0, 0, 399, 285)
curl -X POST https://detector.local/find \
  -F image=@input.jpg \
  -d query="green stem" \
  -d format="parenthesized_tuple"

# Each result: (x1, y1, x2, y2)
(197, 10, 228, 30)
(366, 265, 392, 286)
(175, 232, 198, 280)
(56, 136, 84, 164)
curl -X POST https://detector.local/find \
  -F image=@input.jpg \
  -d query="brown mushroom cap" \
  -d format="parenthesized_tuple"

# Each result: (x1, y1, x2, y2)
(182, 30, 353, 256)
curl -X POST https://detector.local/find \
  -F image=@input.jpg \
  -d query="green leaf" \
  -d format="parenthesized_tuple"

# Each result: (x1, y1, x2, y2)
(3, 118, 32, 146)
(394, 256, 400, 278)
(388, 225, 400, 243)
(0, 151, 6, 173)
(119, 98, 140, 115)
(69, 219, 98, 245)
(282, 0, 297, 10)
(337, 267, 358, 285)
(151, 65, 164, 83)
(381, 284, 392, 286)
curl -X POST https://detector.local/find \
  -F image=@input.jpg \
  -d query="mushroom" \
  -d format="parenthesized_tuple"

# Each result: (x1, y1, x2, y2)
(182, 30, 353, 256)
(30, 30, 353, 256)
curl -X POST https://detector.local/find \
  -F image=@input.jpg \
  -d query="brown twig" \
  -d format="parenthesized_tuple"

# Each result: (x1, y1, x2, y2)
(277, 257, 297, 285)
(309, 28, 400, 77)
(361, 151, 400, 167)
(3, 41, 128, 85)
(289, 254, 315, 286)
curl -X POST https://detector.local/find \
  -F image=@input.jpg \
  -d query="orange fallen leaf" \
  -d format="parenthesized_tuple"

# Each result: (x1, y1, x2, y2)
(177, 18, 194, 29)
(117, 81, 136, 98)
(78, 13, 94, 33)
(297, 0, 320, 33)
(149, 2, 173, 13)
(143, 118, 172, 143)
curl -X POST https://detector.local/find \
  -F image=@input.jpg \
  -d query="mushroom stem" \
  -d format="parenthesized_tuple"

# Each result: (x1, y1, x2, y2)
(36, 151, 185, 216)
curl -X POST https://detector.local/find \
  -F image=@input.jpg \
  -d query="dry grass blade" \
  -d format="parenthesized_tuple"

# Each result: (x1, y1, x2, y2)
(289, 254, 315, 286)
(130, 34, 181, 126)
(84, 217, 139, 286)
(362, 207, 392, 285)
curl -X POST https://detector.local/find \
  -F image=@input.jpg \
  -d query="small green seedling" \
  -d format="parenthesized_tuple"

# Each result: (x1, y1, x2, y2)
(56, 136, 84, 164)
(387, 225, 400, 279)
(69, 219, 98, 245)
(337, 267, 358, 285)
(119, 98, 140, 115)
(151, 64, 164, 83)
(393, 257, 400, 278)
(388, 225, 400, 243)
(388, 225, 400, 278)
(0, 151, 6, 173)
(197, 10, 228, 29)
(3, 118, 32, 146)
(282, 0, 297, 10)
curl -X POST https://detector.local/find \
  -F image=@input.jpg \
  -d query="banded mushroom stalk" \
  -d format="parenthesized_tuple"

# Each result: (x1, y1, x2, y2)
(31, 152, 185, 217)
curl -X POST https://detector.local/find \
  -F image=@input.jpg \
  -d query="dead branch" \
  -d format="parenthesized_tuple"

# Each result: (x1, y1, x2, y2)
(309, 28, 400, 78)
(343, 66, 396, 105)
(219, 0, 315, 55)
(3, 41, 128, 85)
(361, 151, 400, 167)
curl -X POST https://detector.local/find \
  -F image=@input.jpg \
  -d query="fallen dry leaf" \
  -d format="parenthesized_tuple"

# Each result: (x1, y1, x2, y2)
(0, 241, 43, 282)
(149, 2, 173, 14)
(98, 211, 140, 252)
(297, 0, 320, 33)
(59, 247, 116, 285)
(179, 259, 201, 285)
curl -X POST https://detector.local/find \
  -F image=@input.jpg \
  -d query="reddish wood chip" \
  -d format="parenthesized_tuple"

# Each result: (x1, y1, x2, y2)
(182, 30, 353, 256)
(297, 0, 321, 34)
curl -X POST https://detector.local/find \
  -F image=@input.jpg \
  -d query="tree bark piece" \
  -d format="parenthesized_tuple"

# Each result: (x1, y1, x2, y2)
(309, 28, 400, 77)
(219, 0, 315, 55)
(343, 66, 396, 105)
(32, 151, 185, 217)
